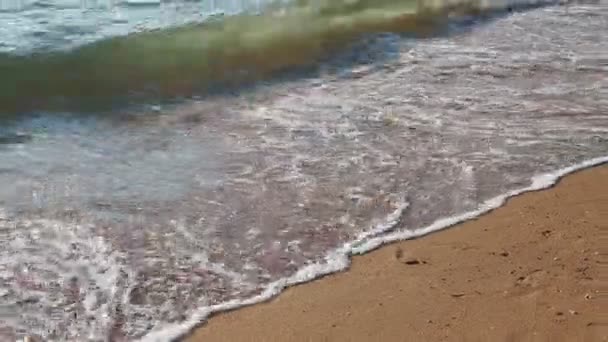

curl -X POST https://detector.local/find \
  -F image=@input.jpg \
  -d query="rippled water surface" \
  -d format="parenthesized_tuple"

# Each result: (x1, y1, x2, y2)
(0, 1, 607, 341)
(0, 0, 279, 53)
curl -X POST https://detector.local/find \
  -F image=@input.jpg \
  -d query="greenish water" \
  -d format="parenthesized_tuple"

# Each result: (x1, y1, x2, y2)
(0, 0, 481, 117)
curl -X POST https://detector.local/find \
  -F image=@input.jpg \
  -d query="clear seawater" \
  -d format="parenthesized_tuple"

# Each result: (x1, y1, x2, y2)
(0, 0, 606, 340)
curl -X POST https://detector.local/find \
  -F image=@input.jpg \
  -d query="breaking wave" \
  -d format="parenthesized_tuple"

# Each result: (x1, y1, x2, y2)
(0, 0, 555, 116)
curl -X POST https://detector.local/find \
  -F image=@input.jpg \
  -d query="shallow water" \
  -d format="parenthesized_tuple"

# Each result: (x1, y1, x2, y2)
(0, 0, 607, 341)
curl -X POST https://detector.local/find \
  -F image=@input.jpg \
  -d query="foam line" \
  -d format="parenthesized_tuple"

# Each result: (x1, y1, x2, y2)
(140, 156, 608, 342)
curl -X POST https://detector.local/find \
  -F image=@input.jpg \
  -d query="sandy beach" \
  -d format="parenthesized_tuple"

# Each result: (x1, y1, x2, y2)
(187, 164, 607, 342)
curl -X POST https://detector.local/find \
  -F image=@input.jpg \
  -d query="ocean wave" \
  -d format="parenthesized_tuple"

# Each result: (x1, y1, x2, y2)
(0, 0, 555, 117)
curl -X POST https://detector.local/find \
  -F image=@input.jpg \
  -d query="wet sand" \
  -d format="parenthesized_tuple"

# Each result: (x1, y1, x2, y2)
(187, 164, 607, 342)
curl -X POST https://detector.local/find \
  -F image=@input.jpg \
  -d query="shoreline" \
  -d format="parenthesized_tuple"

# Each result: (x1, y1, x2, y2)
(184, 163, 607, 342)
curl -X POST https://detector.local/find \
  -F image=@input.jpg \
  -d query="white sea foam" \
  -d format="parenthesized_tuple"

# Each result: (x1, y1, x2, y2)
(140, 157, 608, 341)
(140, 156, 608, 342)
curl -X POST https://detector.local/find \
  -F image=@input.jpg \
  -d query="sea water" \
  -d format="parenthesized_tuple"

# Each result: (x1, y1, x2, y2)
(0, 0, 606, 340)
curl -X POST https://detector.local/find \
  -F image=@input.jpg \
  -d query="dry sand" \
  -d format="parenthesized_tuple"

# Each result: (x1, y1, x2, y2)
(187, 165, 607, 342)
